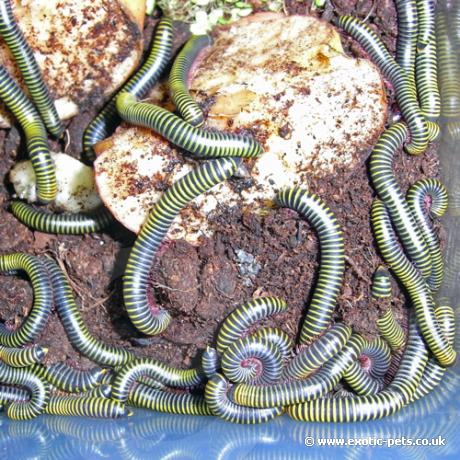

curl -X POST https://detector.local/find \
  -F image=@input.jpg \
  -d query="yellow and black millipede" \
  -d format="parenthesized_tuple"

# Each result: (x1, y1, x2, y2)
(276, 187, 345, 344)
(286, 316, 428, 422)
(232, 334, 365, 408)
(0, 0, 63, 137)
(216, 297, 287, 354)
(204, 373, 283, 424)
(123, 157, 241, 336)
(0, 66, 56, 203)
(43, 258, 134, 367)
(376, 307, 406, 351)
(415, 0, 441, 123)
(359, 337, 392, 379)
(394, 0, 418, 83)
(31, 363, 107, 393)
(169, 35, 212, 127)
(253, 327, 293, 360)
(0, 344, 47, 367)
(202, 347, 220, 378)
(0, 384, 29, 404)
(336, 16, 429, 155)
(44, 395, 130, 418)
(0, 361, 50, 420)
(406, 178, 448, 292)
(111, 357, 205, 402)
(83, 17, 173, 158)
(116, 92, 262, 159)
(282, 323, 352, 381)
(371, 266, 392, 299)
(369, 122, 432, 278)
(371, 199, 456, 367)
(342, 361, 383, 396)
(0, 253, 52, 347)
(221, 335, 283, 385)
(128, 383, 213, 416)
(11, 201, 114, 235)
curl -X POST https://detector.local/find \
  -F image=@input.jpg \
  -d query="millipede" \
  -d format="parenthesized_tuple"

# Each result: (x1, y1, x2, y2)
(83, 17, 174, 158)
(0, 344, 47, 367)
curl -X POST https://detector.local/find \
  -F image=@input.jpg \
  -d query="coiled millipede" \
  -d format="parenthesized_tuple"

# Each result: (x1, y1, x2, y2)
(220, 335, 283, 385)
(204, 373, 283, 424)
(83, 17, 173, 158)
(216, 297, 288, 354)
(0, 361, 50, 420)
(0, 67, 56, 203)
(0, 344, 47, 367)
(0, 0, 63, 137)
(44, 258, 135, 367)
(377, 308, 406, 351)
(111, 357, 205, 403)
(371, 199, 456, 367)
(44, 395, 130, 418)
(31, 363, 107, 393)
(116, 92, 262, 158)
(231, 334, 365, 408)
(128, 383, 213, 416)
(406, 178, 448, 292)
(336, 15, 429, 155)
(371, 266, 392, 299)
(202, 347, 220, 378)
(369, 122, 432, 277)
(287, 315, 428, 422)
(282, 323, 352, 381)
(276, 187, 345, 344)
(123, 157, 241, 336)
(0, 253, 52, 347)
(11, 201, 114, 235)
(169, 34, 212, 127)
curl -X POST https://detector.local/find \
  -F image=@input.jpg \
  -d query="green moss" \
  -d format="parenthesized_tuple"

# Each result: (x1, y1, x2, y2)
(156, 0, 284, 33)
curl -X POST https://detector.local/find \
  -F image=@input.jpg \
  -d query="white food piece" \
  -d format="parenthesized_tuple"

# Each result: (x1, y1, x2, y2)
(0, 0, 144, 127)
(95, 13, 387, 243)
(10, 153, 102, 212)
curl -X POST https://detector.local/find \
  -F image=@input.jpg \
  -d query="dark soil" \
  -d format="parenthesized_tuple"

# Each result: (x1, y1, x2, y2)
(0, 2, 440, 369)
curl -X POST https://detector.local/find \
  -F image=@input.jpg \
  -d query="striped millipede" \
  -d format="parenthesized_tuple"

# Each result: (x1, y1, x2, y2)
(44, 395, 130, 418)
(0, 253, 52, 347)
(204, 374, 283, 424)
(394, 0, 418, 82)
(83, 17, 173, 158)
(342, 361, 383, 395)
(123, 157, 241, 336)
(10, 201, 114, 235)
(282, 323, 352, 381)
(377, 308, 406, 351)
(0, 384, 29, 404)
(336, 16, 429, 155)
(371, 199, 456, 367)
(0, 344, 47, 367)
(253, 327, 293, 360)
(0, 361, 50, 420)
(371, 266, 392, 299)
(369, 122, 432, 278)
(44, 258, 135, 367)
(116, 92, 262, 158)
(169, 35, 212, 127)
(216, 297, 287, 354)
(231, 334, 365, 408)
(406, 178, 448, 292)
(31, 363, 107, 393)
(0, 0, 63, 137)
(202, 347, 220, 378)
(111, 357, 205, 403)
(221, 335, 283, 385)
(0, 66, 56, 203)
(415, 0, 441, 123)
(286, 315, 428, 422)
(276, 187, 345, 344)
(128, 383, 213, 416)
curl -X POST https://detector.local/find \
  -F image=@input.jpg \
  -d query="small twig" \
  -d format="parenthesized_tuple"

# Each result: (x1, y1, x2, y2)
(345, 255, 367, 281)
